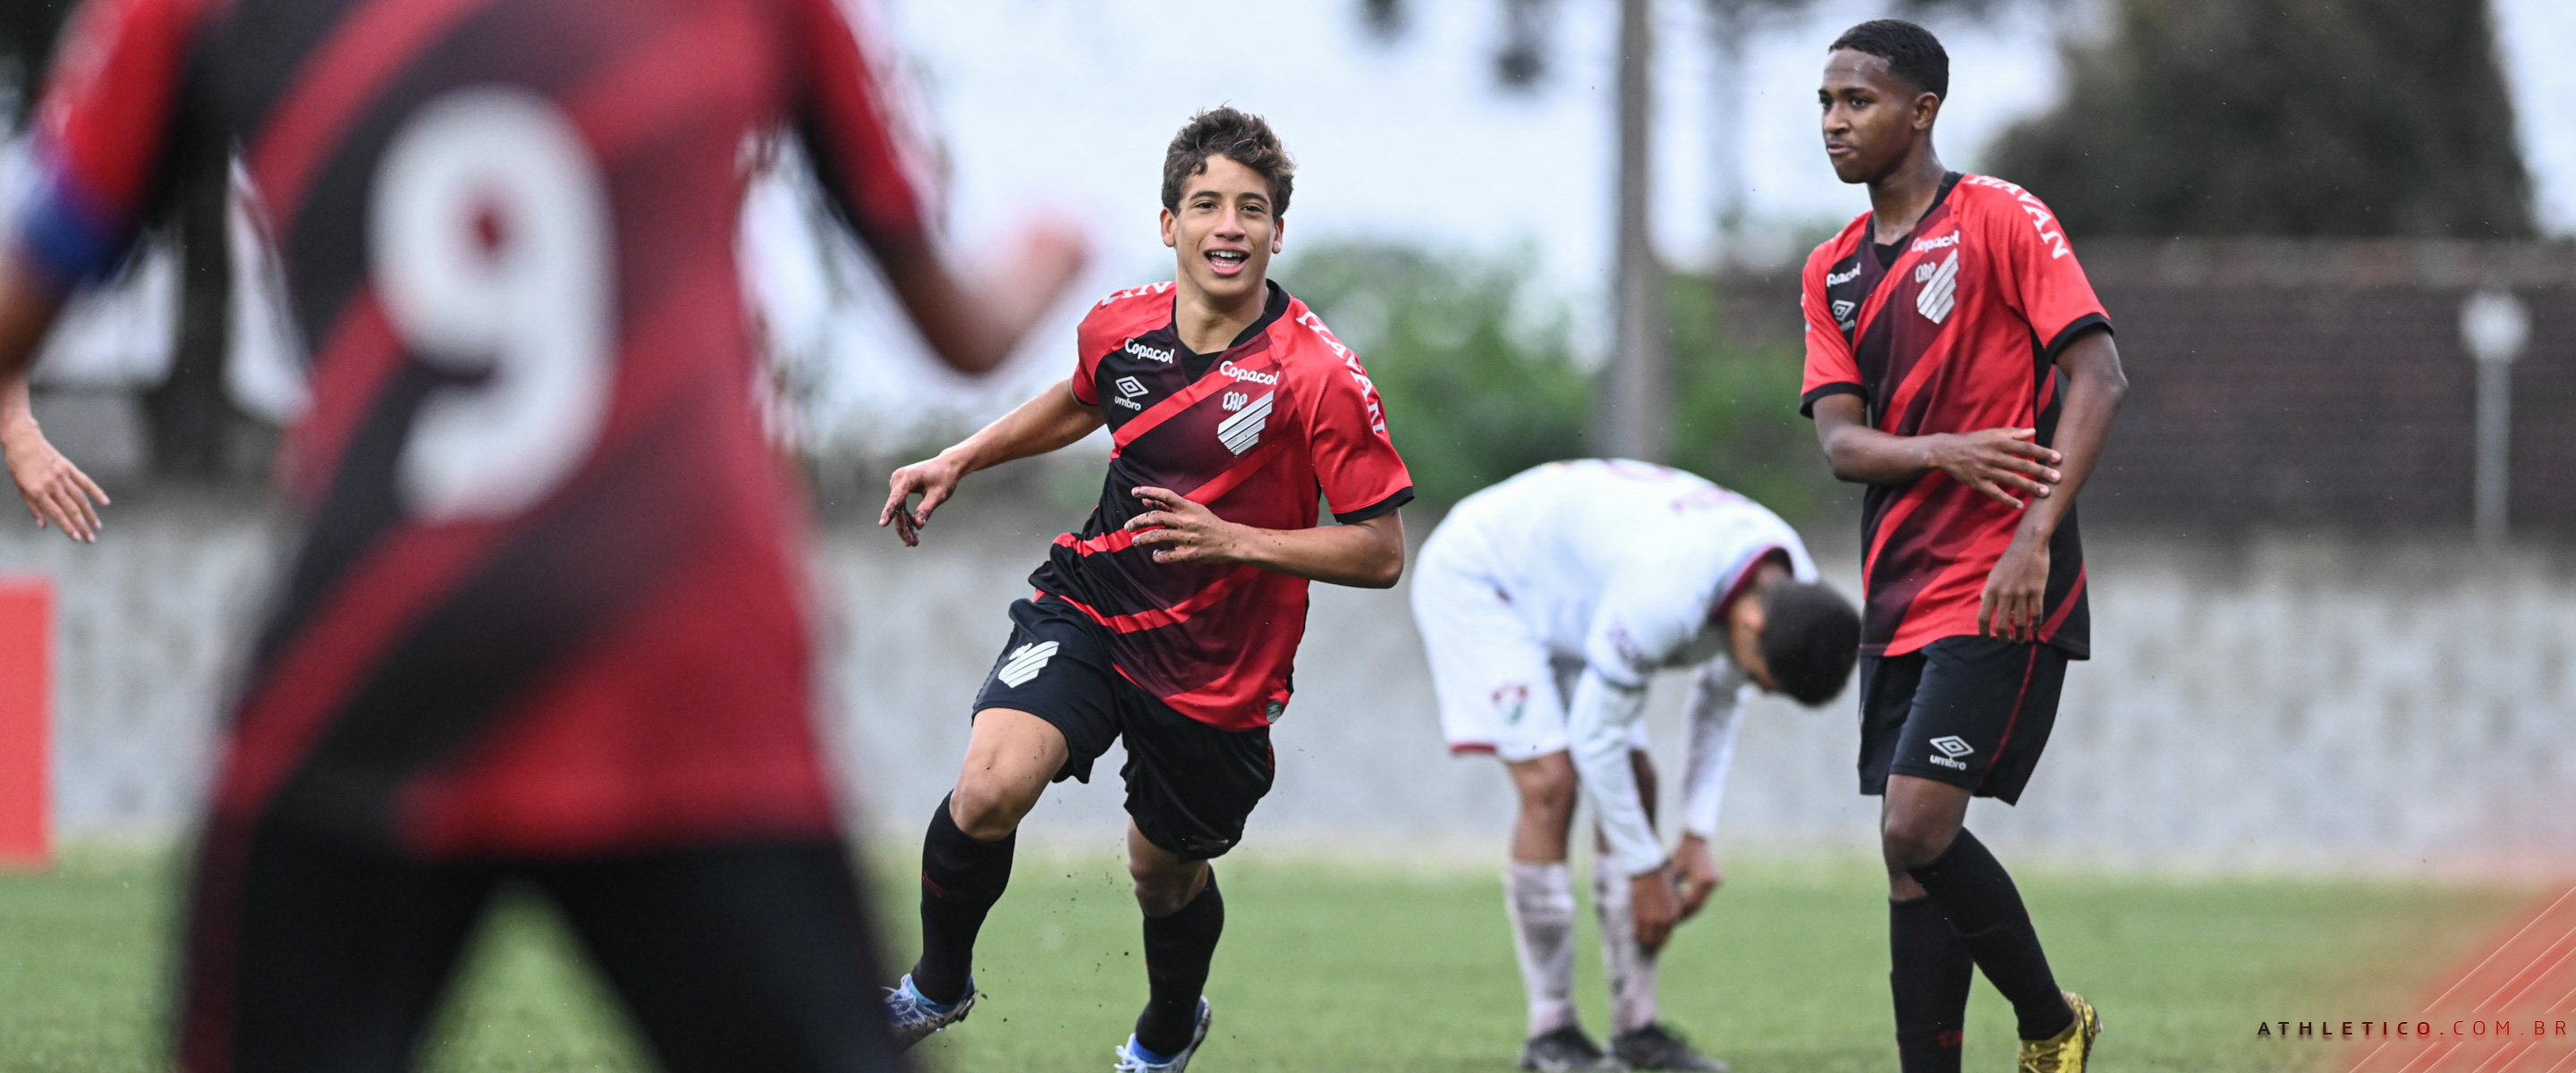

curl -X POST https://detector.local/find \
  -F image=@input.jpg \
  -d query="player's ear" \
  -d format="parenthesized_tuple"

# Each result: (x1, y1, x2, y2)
(1913, 90, 1941, 131)
(1160, 207, 1178, 249)
(1271, 215, 1284, 255)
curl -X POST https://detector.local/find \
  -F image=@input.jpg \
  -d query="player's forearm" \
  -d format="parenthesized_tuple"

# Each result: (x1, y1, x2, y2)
(0, 375, 36, 445)
(941, 379, 1102, 476)
(1228, 511, 1403, 588)
(1567, 669, 1665, 876)
(0, 257, 64, 390)
(1814, 399, 1939, 485)
(2015, 333, 2126, 539)
(875, 236, 1021, 376)
(1679, 682, 1741, 839)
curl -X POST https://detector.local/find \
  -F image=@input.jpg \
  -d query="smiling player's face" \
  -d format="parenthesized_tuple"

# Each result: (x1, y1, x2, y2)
(1818, 48, 1935, 185)
(1161, 155, 1282, 309)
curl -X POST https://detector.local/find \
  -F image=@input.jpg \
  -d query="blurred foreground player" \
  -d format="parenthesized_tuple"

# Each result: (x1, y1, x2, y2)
(0, 0, 1085, 1069)
(1802, 20, 2127, 1073)
(2, 372, 109, 542)
(1413, 460, 1859, 1072)
(877, 107, 1413, 1073)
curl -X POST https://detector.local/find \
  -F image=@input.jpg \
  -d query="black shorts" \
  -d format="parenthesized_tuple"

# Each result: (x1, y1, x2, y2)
(1857, 635, 2070, 805)
(972, 596, 1275, 861)
(179, 820, 905, 1073)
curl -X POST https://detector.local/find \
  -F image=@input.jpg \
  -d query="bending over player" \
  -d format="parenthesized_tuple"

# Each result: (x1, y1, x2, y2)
(1803, 20, 2128, 1073)
(876, 107, 1413, 1073)
(1413, 460, 1860, 1072)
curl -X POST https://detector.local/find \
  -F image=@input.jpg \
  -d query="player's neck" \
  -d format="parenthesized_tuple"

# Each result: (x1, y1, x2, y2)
(1174, 277, 1268, 355)
(1864, 146, 1949, 245)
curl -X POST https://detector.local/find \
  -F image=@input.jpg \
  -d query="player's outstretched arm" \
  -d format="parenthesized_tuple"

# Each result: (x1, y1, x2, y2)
(1810, 393, 2063, 509)
(1673, 664, 1743, 919)
(872, 227, 1089, 377)
(1979, 330, 2127, 640)
(0, 256, 98, 542)
(880, 378, 1104, 545)
(1122, 487, 1403, 588)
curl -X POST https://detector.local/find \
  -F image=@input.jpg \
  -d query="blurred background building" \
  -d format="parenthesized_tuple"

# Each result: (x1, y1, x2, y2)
(0, 0, 2571, 868)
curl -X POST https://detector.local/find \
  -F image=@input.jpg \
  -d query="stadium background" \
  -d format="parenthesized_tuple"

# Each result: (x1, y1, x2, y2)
(3, 1, 2574, 1070)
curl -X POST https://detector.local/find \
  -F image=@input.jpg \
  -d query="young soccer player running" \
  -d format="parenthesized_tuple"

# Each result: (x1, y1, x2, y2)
(876, 107, 1412, 1072)
(1413, 460, 1860, 1072)
(0, 0, 1084, 1069)
(1800, 20, 2129, 1073)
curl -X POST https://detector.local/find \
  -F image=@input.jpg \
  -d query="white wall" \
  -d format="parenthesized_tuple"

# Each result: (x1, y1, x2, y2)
(5, 496, 2572, 873)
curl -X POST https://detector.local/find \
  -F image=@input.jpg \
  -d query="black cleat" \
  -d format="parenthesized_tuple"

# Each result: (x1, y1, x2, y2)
(1610, 1023, 1727, 1072)
(1520, 1025, 1624, 1071)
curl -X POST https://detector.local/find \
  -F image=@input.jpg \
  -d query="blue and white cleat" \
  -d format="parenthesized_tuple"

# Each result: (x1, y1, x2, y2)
(1114, 998, 1213, 1072)
(884, 973, 975, 1052)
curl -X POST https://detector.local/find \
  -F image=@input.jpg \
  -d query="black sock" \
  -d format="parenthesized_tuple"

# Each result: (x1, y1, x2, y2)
(1135, 873, 1224, 1057)
(1906, 829, 2073, 1041)
(913, 794, 1013, 1006)
(1889, 896, 1973, 1073)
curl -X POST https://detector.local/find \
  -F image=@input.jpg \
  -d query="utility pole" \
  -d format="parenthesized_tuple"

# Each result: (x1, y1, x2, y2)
(1597, 0, 1667, 462)
(2461, 290, 2529, 545)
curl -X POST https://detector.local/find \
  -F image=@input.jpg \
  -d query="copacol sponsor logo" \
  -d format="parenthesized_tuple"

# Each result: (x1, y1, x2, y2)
(1218, 360, 1279, 385)
(1124, 339, 1174, 363)
(1928, 735, 1973, 771)
(996, 641, 1058, 688)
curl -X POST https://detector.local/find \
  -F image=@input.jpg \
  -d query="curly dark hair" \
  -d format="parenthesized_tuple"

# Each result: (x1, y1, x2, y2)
(1160, 106, 1295, 217)
(1758, 579, 1862, 707)
(1829, 19, 1949, 101)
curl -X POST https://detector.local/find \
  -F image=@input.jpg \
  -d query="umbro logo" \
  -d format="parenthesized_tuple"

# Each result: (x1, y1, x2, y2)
(1216, 391, 1274, 455)
(1928, 734, 1973, 770)
(1116, 376, 1148, 398)
(1831, 299, 1856, 324)
(996, 641, 1059, 688)
(1124, 340, 1175, 363)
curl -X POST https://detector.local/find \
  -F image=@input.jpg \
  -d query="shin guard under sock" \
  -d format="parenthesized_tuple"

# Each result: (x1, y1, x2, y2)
(1504, 861, 1580, 1036)
(1906, 829, 2073, 1041)
(914, 794, 1014, 1005)
(1889, 895, 1974, 1073)
(1136, 874, 1224, 1057)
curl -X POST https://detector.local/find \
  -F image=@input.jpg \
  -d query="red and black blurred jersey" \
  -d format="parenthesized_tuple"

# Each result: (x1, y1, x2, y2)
(1799, 173, 2111, 659)
(16, 0, 935, 856)
(1036, 280, 1413, 731)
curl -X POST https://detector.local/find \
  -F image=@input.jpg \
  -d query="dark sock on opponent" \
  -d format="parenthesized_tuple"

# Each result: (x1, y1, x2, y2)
(1889, 895, 1974, 1073)
(1906, 829, 2074, 1041)
(913, 794, 1014, 1006)
(1135, 874, 1224, 1057)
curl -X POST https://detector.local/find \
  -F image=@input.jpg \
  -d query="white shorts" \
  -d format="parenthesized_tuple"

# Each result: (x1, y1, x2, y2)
(1411, 528, 1650, 764)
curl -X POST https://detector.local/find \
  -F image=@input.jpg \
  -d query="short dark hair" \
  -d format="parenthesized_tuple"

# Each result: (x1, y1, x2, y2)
(1829, 19, 1949, 101)
(1161, 106, 1296, 217)
(1758, 579, 1862, 707)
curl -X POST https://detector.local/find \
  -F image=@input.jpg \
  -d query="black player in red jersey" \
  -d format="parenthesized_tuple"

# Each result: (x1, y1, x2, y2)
(876, 107, 1411, 1071)
(1800, 21, 2127, 1073)
(0, 0, 1085, 1069)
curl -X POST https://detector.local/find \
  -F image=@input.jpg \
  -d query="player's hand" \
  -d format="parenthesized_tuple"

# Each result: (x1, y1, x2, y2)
(1979, 530, 2050, 641)
(1124, 486, 1249, 566)
(880, 453, 966, 546)
(1629, 865, 1682, 951)
(1674, 834, 1724, 920)
(1927, 428, 2061, 510)
(3, 423, 109, 543)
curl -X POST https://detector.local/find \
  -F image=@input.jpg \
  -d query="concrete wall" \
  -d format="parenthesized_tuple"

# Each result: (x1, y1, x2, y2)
(5, 494, 2572, 872)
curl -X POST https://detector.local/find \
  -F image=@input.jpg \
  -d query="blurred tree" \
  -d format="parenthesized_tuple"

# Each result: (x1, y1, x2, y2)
(1283, 241, 1590, 507)
(1987, 0, 2532, 237)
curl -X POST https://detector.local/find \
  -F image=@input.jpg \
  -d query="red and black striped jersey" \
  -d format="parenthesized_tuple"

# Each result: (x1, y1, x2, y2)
(1799, 173, 2110, 659)
(16, 0, 934, 856)
(1032, 281, 1413, 731)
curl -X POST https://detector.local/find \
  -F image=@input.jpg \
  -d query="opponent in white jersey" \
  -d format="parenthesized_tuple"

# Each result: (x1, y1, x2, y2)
(1411, 460, 1860, 1072)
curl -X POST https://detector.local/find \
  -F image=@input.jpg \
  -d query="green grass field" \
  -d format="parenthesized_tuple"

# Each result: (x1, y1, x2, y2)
(0, 845, 2529, 1072)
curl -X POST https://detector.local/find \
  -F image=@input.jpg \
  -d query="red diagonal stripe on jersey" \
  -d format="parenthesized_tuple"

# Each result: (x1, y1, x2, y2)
(2037, 566, 2086, 641)
(1054, 529, 1136, 556)
(276, 291, 399, 503)
(1112, 360, 1280, 458)
(248, 0, 502, 224)
(1041, 566, 1259, 634)
(1848, 214, 1953, 344)
(214, 522, 500, 821)
(560, 0, 762, 156)
(1182, 435, 1289, 504)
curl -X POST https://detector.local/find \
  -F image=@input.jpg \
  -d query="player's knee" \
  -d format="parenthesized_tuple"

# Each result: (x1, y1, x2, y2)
(949, 770, 1040, 840)
(1879, 812, 1956, 871)
(1515, 754, 1580, 817)
(1129, 861, 1205, 917)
